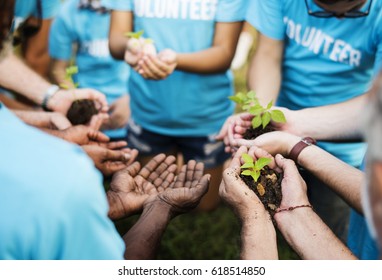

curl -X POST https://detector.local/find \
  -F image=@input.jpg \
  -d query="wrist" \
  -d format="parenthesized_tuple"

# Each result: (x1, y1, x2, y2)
(107, 191, 129, 220)
(41, 85, 60, 112)
(143, 198, 174, 219)
(274, 204, 314, 226)
(288, 137, 316, 164)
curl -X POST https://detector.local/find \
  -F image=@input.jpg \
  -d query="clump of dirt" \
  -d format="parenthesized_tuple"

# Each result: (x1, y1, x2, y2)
(243, 126, 275, 140)
(66, 99, 98, 125)
(240, 165, 282, 218)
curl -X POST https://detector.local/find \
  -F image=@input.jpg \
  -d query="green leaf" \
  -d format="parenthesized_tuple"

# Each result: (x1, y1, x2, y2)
(241, 170, 252, 176)
(66, 65, 78, 75)
(266, 100, 273, 110)
(126, 30, 144, 39)
(241, 153, 253, 164)
(228, 96, 243, 104)
(254, 157, 272, 170)
(74, 82, 80, 88)
(270, 110, 287, 123)
(251, 170, 261, 182)
(262, 111, 271, 129)
(59, 83, 69, 89)
(251, 114, 262, 128)
(241, 162, 255, 169)
(247, 91, 257, 100)
(248, 104, 264, 116)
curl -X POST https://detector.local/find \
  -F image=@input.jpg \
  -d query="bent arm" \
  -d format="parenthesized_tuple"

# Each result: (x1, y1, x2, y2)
(176, 22, 243, 73)
(247, 33, 283, 106)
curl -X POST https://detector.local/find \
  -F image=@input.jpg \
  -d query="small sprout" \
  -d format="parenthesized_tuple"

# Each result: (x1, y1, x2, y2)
(229, 91, 287, 129)
(240, 153, 272, 182)
(125, 30, 144, 39)
(125, 30, 157, 55)
(60, 65, 79, 90)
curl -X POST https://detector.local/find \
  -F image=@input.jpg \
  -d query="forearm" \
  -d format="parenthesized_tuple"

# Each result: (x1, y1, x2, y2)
(247, 52, 281, 106)
(0, 52, 52, 106)
(122, 201, 172, 260)
(275, 208, 356, 260)
(290, 93, 369, 140)
(176, 46, 235, 74)
(13, 110, 51, 128)
(240, 218, 278, 260)
(109, 11, 132, 60)
(280, 134, 364, 213)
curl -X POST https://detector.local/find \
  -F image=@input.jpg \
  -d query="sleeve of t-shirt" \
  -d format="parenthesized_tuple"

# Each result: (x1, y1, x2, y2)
(49, 8, 76, 60)
(246, 0, 285, 40)
(34, 0, 61, 19)
(215, 0, 247, 22)
(101, 0, 133, 11)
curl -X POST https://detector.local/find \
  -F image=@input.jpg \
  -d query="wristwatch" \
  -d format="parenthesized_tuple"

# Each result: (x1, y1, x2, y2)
(288, 137, 316, 163)
(41, 85, 60, 111)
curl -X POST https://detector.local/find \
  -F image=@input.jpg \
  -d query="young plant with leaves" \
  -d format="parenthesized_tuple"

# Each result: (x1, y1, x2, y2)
(241, 153, 271, 182)
(229, 91, 286, 130)
(125, 30, 157, 56)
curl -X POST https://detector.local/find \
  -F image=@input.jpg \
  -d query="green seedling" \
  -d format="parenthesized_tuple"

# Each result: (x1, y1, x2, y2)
(125, 30, 157, 55)
(240, 153, 271, 183)
(229, 91, 286, 129)
(60, 65, 79, 90)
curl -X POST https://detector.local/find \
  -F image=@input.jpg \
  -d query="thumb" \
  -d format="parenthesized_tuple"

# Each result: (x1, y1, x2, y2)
(275, 154, 299, 177)
(105, 149, 131, 162)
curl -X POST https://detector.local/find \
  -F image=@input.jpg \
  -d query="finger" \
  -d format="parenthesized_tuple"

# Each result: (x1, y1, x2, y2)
(88, 129, 110, 143)
(230, 146, 248, 170)
(138, 59, 162, 80)
(227, 123, 238, 147)
(173, 164, 187, 189)
(147, 155, 177, 182)
(185, 160, 197, 188)
(74, 89, 108, 113)
(191, 162, 205, 188)
(138, 153, 167, 178)
(275, 154, 299, 177)
(89, 114, 109, 131)
(159, 164, 178, 191)
(115, 161, 141, 179)
(192, 174, 210, 198)
(105, 141, 128, 150)
(105, 149, 131, 162)
(104, 161, 127, 176)
(154, 163, 178, 192)
(125, 149, 139, 166)
(147, 55, 172, 74)
(249, 146, 277, 169)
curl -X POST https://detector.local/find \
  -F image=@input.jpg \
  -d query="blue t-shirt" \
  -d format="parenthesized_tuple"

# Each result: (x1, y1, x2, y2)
(246, 0, 382, 166)
(13, 0, 61, 31)
(102, 0, 246, 136)
(0, 103, 124, 259)
(49, 0, 130, 138)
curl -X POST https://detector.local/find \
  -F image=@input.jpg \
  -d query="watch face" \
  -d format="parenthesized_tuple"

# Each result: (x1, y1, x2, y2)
(302, 137, 316, 145)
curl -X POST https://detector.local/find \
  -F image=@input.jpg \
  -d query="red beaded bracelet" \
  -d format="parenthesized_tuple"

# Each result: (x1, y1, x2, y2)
(275, 204, 313, 214)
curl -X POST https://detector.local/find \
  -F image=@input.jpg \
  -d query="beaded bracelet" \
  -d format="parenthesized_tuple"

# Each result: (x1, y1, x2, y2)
(275, 204, 313, 214)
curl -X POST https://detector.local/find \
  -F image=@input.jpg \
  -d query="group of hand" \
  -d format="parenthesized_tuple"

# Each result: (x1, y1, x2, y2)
(107, 153, 210, 221)
(216, 110, 312, 225)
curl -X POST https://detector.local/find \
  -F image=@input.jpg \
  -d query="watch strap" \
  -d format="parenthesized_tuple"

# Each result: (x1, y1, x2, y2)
(289, 137, 316, 163)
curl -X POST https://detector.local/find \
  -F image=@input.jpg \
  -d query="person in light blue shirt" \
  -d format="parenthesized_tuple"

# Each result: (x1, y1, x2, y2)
(49, 0, 130, 140)
(246, 0, 382, 258)
(0, 101, 210, 259)
(103, 0, 246, 211)
(0, 102, 124, 259)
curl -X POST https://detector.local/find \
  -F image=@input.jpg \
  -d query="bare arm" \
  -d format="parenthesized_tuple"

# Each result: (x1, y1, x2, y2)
(22, 18, 52, 78)
(176, 22, 243, 73)
(247, 33, 283, 106)
(233, 131, 364, 213)
(108, 10, 132, 60)
(274, 155, 356, 260)
(275, 207, 356, 259)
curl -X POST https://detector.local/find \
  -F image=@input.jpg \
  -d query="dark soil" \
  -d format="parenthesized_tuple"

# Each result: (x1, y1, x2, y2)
(243, 126, 275, 140)
(240, 166, 283, 218)
(66, 99, 98, 125)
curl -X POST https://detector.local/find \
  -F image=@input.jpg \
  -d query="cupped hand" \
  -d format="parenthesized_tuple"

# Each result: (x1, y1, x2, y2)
(107, 154, 178, 220)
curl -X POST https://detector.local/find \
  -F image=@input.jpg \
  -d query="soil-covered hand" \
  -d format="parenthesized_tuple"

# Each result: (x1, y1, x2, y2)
(220, 146, 274, 221)
(102, 95, 130, 130)
(137, 49, 177, 80)
(274, 154, 310, 212)
(61, 125, 110, 145)
(82, 145, 138, 177)
(147, 160, 210, 217)
(107, 154, 178, 220)
(47, 88, 108, 115)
